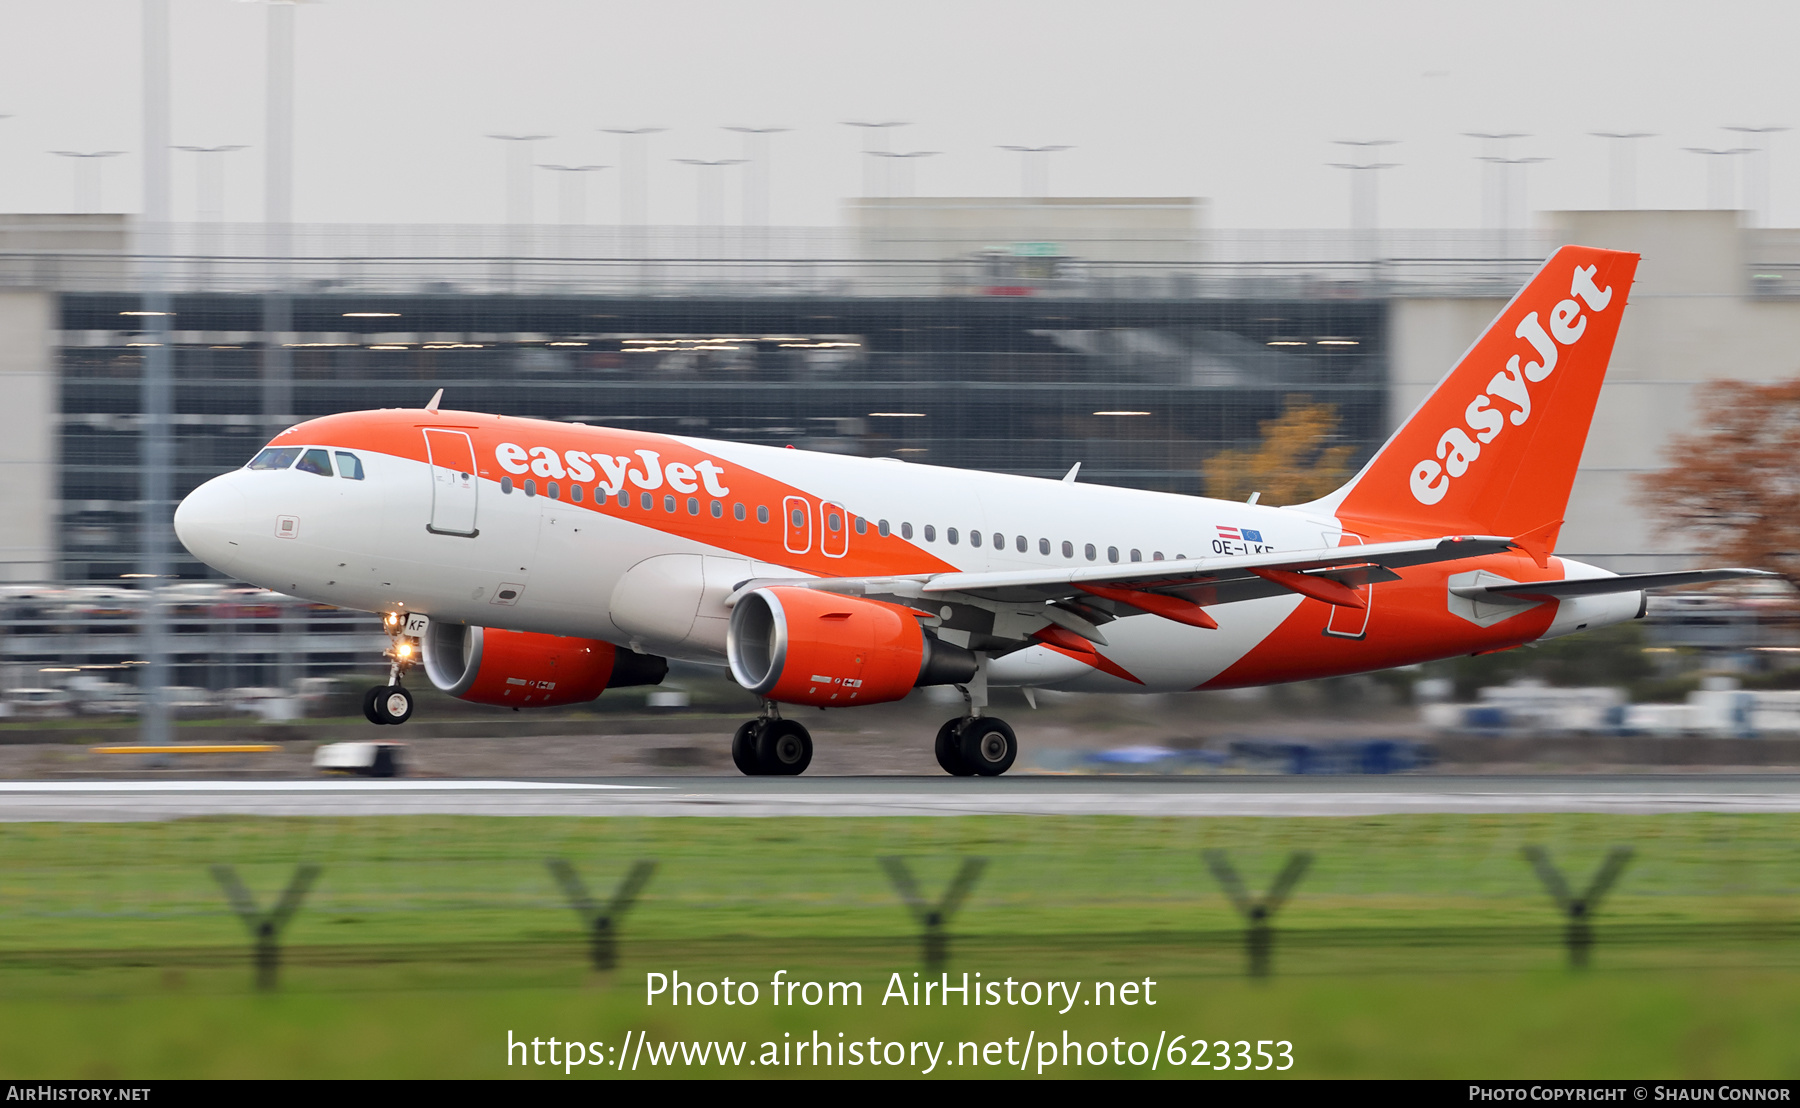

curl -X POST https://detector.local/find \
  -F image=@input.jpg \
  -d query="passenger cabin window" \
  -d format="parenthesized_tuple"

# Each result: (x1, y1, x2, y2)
(295, 448, 333, 477)
(947, 528, 959, 545)
(571, 485, 583, 503)
(665, 495, 677, 513)
(247, 446, 301, 471)
(734, 503, 747, 521)
(757, 505, 770, 523)
(641, 492, 653, 510)
(1062, 541, 1074, 559)
(969, 530, 980, 547)
(524, 479, 537, 497)
(878, 520, 890, 537)
(501, 477, 514, 494)
(1153, 551, 1165, 561)
(712, 500, 724, 518)
(1016, 535, 1027, 553)
(901, 522, 913, 539)
(1107, 546, 1120, 563)
(855, 517, 868, 535)
(687, 497, 699, 516)
(923, 525, 936, 542)
(827, 511, 842, 532)
(1130, 548, 1141, 562)
(547, 482, 560, 500)
(995, 533, 1005, 551)
(1039, 538, 1050, 555)
(1085, 543, 1097, 561)
(334, 451, 365, 480)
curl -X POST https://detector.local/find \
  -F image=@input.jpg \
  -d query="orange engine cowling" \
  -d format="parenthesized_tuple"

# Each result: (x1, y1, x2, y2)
(726, 586, 976, 708)
(420, 623, 667, 708)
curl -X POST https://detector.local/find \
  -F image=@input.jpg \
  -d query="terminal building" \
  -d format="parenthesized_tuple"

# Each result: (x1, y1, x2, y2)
(0, 202, 1796, 690)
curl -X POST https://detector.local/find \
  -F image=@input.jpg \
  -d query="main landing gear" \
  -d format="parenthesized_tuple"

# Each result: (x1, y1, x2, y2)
(934, 716, 1018, 776)
(727, 655, 1021, 778)
(932, 653, 1017, 776)
(364, 611, 417, 726)
(731, 706, 813, 776)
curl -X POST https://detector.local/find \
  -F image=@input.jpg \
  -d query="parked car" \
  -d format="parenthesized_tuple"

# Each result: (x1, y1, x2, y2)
(2, 687, 75, 719)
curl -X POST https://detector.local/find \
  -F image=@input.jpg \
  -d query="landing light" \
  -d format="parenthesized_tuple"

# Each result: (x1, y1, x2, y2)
(119, 311, 172, 317)
(343, 312, 401, 318)
(1093, 410, 1151, 416)
(869, 412, 925, 417)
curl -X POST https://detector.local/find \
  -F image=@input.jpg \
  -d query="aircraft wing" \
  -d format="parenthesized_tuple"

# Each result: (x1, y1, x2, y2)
(732, 535, 1521, 645)
(1452, 568, 1781, 601)
(913, 535, 1515, 606)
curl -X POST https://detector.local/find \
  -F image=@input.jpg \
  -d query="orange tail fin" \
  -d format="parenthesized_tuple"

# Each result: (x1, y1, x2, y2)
(1301, 245, 1639, 544)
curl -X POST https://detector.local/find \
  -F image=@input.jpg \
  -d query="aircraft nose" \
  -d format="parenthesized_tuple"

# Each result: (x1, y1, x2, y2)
(174, 475, 248, 574)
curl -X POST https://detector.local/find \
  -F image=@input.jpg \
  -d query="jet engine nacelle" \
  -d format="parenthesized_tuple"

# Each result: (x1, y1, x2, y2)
(726, 586, 977, 708)
(421, 623, 667, 708)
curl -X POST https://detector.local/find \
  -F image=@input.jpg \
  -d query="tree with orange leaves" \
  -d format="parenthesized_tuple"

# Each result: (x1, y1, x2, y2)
(1202, 395, 1357, 505)
(1638, 378, 1800, 581)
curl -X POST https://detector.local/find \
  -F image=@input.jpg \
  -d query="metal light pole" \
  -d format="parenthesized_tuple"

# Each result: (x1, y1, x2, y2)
(538, 164, 608, 226)
(1464, 132, 1527, 234)
(51, 151, 126, 212)
(486, 133, 552, 225)
(175, 144, 248, 282)
(1724, 126, 1789, 226)
(1479, 155, 1549, 257)
(600, 126, 665, 258)
(869, 150, 938, 198)
(842, 121, 910, 197)
(998, 144, 1073, 198)
(256, 0, 306, 437)
(1685, 146, 1754, 212)
(253, 0, 310, 699)
(1328, 139, 1398, 262)
(139, 0, 173, 748)
(723, 126, 788, 228)
(1590, 132, 1655, 209)
(175, 144, 248, 222)
(674, 158, 744, 261)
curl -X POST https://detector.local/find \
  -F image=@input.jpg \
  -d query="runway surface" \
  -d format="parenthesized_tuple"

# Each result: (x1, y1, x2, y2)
(3, 774, 1800, 820)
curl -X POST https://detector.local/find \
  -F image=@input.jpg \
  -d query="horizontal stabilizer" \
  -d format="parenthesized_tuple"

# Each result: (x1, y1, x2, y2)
(1453, 568, 1782, 601)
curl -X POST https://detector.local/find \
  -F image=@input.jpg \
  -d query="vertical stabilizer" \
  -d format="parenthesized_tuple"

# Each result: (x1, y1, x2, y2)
(1300, 245, 1639, 545)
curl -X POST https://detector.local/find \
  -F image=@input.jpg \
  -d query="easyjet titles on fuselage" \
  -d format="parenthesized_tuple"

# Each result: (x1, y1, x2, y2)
(494, 442, 732, 498)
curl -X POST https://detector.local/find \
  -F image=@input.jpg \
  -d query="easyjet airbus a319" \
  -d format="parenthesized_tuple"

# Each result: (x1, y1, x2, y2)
(173, 246, 1769, 775)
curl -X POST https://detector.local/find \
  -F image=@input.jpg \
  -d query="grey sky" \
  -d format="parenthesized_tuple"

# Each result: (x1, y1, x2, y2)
(0, 0, 1795, 228)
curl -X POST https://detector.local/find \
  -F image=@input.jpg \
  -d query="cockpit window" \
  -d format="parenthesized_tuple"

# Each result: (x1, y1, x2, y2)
(295, 448, 333, 477)
(334, 451, 365, 480)
(247, 447, 302, 471)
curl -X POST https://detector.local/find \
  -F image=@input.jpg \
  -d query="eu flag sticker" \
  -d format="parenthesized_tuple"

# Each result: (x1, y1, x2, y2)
(1241, 528, 1263, 543)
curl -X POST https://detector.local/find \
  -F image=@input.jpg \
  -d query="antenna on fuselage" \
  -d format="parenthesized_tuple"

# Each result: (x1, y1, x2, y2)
(1061, 462, 1080, 484)
(425, 388, 443, 412)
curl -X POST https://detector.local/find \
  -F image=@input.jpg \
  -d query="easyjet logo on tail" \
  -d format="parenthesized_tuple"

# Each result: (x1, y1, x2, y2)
(1408, 264, 1615, 506)
(495, 443, 731, 497)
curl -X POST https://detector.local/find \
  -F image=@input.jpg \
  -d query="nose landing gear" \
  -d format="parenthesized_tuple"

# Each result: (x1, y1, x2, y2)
(364, 684, 414, 726)
(731, 704, 813, 775)
(364, 611, 419, 726)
